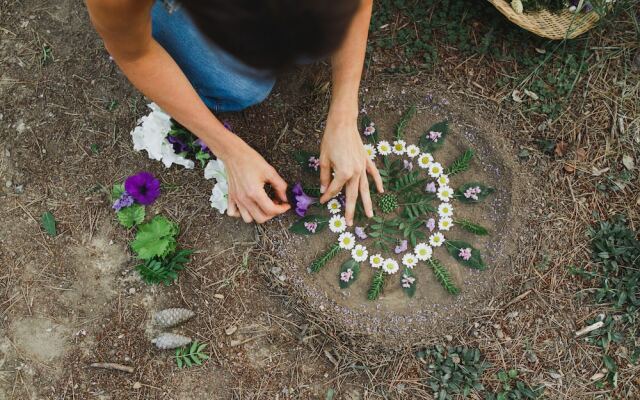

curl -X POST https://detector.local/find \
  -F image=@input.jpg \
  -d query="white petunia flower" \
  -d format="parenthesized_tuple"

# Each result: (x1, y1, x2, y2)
(338, 232, 356, 250)
(438, 203, 453, 217)
(437, 185, 454, 202)
(210, 180, 228, 214)
(427, 162, 443, 178)
(382, 258, 400, 275)
(414, 243, 433, 261)
(417, 153, 434, 169)
(406, 144, 420, 158)
(204, 159, 226, 182)
(438, 217, 454, 231)
(364, 144, 377, 160)
(429, 232, 445, 247)
(351, 245, 368, 262)
(131, 103, 195, 169)
(327, 199, 342, 214)
(369, 254, 383, 268)
(402, 253, 418, 269)
(437, 174, 449, 186)
(329, 215, 347, 233)
(392, 140, 406, 155)
(377, 140, 392, 156)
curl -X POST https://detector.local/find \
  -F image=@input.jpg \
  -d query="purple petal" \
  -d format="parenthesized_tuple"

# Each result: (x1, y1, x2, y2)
(124, 171, 161, 205)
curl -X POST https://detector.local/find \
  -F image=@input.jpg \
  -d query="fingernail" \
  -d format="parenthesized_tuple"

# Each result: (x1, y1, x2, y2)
(320, 185, 326, 194)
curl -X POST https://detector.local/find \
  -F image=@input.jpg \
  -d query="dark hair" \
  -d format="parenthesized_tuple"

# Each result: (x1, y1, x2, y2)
(180, 0, 360, 71)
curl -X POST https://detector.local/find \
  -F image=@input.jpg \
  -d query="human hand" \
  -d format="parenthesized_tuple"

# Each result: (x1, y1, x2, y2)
(217, 136, 290, 223)
(319, 115, 384, 226)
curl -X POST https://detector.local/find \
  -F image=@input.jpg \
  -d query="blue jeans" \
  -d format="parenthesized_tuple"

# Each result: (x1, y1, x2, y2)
(151, 2, 276, 112)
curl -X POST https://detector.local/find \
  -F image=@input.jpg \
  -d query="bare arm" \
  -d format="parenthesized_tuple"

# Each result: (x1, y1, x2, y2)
(86, 0, 290, 222)
(319, 0, 383, 225)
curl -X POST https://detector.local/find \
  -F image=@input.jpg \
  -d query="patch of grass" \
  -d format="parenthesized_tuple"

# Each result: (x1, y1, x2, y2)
(486, 369, 543, 400)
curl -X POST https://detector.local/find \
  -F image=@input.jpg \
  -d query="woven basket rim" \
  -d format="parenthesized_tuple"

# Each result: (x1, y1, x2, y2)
(488, 0, 601, 40)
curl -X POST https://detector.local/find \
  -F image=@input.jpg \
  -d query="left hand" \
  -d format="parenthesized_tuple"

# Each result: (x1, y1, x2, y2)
(319, 114, 384, 226)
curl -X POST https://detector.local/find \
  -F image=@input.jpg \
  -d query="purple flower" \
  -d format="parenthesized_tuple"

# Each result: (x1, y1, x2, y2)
(112, 192, 134, 211)
(166, 135, 189, 153)
(425, 182, 437, 193)
(429, 131, 442, 142)
(304, 221, 318, 233)
(194, 138, 209, 152)
(394, 240, 408, 254)
(124, 171, 161, 205)
(403, 160, 413, 171)
(459, 247, 472, 261)
(337, 193, 346, 208)
(291, 183, 317, 217)
(355, 226, 367, 240)
(340, 268, 354, 283)
(426, 218, 436, 231)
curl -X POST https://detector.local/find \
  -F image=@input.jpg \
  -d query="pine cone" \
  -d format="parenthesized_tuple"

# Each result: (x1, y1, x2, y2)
(151, 333, 192, 350)
(378, 193, 398, 214)
(154, 308, 194, 328)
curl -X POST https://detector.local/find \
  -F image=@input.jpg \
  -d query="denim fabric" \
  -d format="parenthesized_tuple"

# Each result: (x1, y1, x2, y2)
(151, 1, 276, 112)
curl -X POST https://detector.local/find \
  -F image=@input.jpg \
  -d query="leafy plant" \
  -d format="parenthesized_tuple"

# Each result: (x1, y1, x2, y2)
(393, 170, 426, 193)
(131, 215, 179, 260)
(369, 217, 400, 251)
(395, 105, 416, 140)
(175, 341, 209, 368)
(446, 240, 486, 270)
(310, 243, 341, 273)
(445, 149, 474, 176)
(398, 217, 427, 247)
(367, 270, 385, 300)
(136, 249, 193, 285)
(41, 211, 57, 237)
(455, 218, 490, 235)
(116, 204, 145, 229)
(486, 369, 543, 400)
(428, 259, 460, 295)
(338, 259, 360, 288)
(400, 192, 436, 219)
(379, 157, 403, 187)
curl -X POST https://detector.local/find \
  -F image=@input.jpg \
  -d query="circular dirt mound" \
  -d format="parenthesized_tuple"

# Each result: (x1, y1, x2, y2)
(265, 97, 527, 347)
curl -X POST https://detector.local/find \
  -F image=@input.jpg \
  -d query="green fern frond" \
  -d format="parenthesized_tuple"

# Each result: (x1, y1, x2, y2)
(428, 259, 460, 295)
(393, 171, 426, 193)
(136, 249, 192, 285)
(310, 243, 341, 273)
(368, 270, 385, 300)
(445, 149, 474, 176)
(400, 193, 436, 219)
(395, 105, 416, 140)
(175, 341, 209, 369)
(455, 219, 489, 235)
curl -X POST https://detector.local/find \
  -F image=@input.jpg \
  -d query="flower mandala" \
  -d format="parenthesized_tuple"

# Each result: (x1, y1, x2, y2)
(289, 107, 495, 300)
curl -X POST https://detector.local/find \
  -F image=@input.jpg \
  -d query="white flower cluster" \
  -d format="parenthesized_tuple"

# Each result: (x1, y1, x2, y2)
(130, 103, 195, 169)
(204, 159, 228, 214)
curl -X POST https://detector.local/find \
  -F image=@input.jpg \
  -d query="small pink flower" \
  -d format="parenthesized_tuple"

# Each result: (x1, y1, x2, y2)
(304, 222, 318, 233)
(463, 186, 481, 201)
(403, 160, 413, 171)
(308, 156, 320, 171)
(429, 131, 442, 142)
(425, 182, 437, 193)
(394, 240, 408, 254)
(426, 218, 436, 231)
(355, 226, 367, 240)
(401, 275, 415, 288)
(340, 268, 354, 282)
(363, 123, 376, 136)
(459, 248, 472, 261)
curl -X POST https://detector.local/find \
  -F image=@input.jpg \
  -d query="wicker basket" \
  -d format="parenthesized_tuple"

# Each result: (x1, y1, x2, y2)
(488, 0, 601, 40)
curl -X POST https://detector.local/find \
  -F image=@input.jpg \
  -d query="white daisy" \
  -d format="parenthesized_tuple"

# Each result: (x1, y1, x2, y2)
(417, 153, 434, 169)
(437, 185, 454, 202)
(364, 144, 377, 160)
(382, 258, 400, 275)
(414, 243, 433, 261)
(351, 245, 368, 262)
(429, 232, 445, 247)
(428, 162, 443, 178)
(369, 254, 383, 268)
(329, 215, 347, 233)
(327, 199, 341, 214)
(406, 144, 420, 158)
(392, 140, 406, 155)
(438, 203, 453, 217)
(402, 253, 418, 269)
(338, 232, 356, 250)
(437, 174, 449, 186)
(377, 141, 392, 156)
(438, 217, 454, 231)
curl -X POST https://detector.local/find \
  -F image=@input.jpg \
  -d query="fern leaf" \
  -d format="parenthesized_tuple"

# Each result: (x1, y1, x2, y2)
(428, 259, 460, 295)
(445, 149, 474, 175)
(455, 219, 489, 235)
(310, 243, 341, 273)
(367, 270, 385, 300)
(175, 341, 208, 369)
(395, 105, 416, 140)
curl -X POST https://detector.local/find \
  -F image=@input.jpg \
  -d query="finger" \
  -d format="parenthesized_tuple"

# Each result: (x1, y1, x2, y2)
(344, 177, 359, 226)
(267, 170, 290, 204)
(256, 190, 291, 217)
(238, 205, 253, 224)
(242, 198, 270, 224)
(359, 169, 374, 218)
(319, 158, 331, 195)
(227, 197, 240, 217)
(319, 174, 347, 204)
(367, 158, 384, 193)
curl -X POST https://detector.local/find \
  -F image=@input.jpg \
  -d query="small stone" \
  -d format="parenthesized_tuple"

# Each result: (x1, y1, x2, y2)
(5, 180, 12, 188)
(225, 326, 237, 336)
(214, 294, 224, 299)
(230, 339, 242, 347)
(133, 382, 142, 390)
(444, 335, 453, 342)
(128, 287, 136, 294)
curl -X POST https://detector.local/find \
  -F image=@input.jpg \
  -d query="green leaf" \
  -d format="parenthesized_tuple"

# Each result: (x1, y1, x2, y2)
(310, 243, 341, 273)
(292, 150, 320, 174)
(455, 183, 495, 203)
(131, 216, 179, 260)
(395, 105, 416, 140)
(445, 240, 486, 270)
(367, 270, 385, 300)
(111, 183, 125, 201)
(338, 259, 360, 288)
(393, 170, 426, 193)
(41, 212, 57, 237)
(136, 248, 192, 285)
(455, 219, 490, 235)
(175, 340, 208, 369)
(428, 259, 460, 295)
(195, 150, 211, 167)
(418, 120, 449, 152)
(401, 268, 417, 297)
(289, 215, 329, 235)
(445, 149, 474, 175)
(116, 204, 145, 229)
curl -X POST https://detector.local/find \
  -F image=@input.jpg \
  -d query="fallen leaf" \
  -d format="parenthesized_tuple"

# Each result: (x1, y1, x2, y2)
(555, 140, 568, 157)
(512, 89, 524, 103)
(622, 154, 635, 170)
(591, 166, 610, 176)
(564, 163, 576, 173)
(576, 148, 587, 161)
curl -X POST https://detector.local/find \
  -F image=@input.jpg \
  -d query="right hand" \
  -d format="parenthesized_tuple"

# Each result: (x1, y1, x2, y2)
(217, 137, 290, 223)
